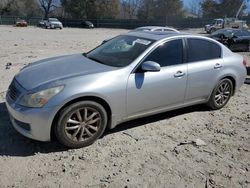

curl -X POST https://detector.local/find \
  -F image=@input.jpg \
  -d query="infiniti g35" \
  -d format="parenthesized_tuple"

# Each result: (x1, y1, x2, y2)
(6, 31, 247, 148)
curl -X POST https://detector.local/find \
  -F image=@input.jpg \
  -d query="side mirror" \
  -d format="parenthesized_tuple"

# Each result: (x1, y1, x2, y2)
(141, 61, 161, 72)
(102, 39, 108, 44)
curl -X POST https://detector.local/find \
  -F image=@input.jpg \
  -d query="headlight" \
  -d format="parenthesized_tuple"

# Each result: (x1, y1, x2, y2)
(19, 86, 64, 108)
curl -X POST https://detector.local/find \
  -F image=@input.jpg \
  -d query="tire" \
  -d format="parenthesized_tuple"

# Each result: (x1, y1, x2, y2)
(210, 28, 216, 34)
(55, 101, 108, 148)
(244, 44, 249, 52)
(207, 78, 233, 110)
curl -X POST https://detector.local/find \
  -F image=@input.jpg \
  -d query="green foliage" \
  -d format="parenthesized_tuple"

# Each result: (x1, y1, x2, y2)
(0, 0, 41, 16)
(137, 0, 183, 21)
(61, 0, 120, 19)
(201, 0, 246, 18)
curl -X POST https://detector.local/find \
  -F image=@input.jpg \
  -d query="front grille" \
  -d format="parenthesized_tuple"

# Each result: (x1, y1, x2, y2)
(8, 80, 21, 101)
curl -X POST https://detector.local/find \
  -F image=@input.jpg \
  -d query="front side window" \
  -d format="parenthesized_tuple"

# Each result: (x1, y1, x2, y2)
(144, 39, 183, 67)
(86, 35, 155, 67)
(187, 38, 221, 62)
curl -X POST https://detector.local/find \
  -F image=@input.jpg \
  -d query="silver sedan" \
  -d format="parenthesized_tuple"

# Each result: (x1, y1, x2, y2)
(6, 31, 247, 148)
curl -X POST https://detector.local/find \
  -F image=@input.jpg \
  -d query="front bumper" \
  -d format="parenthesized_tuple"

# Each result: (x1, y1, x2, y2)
(6, 96, 58, 142)
(50, 24, 63, 28)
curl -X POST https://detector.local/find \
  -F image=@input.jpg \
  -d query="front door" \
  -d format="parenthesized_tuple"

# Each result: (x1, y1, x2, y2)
(126, 39, 188, 118)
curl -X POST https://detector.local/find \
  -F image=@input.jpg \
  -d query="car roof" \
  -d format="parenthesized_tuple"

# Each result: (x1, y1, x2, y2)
(137, 26, 166, 29)
(125, 31, 189, 41)
(135, 26, 176, 30)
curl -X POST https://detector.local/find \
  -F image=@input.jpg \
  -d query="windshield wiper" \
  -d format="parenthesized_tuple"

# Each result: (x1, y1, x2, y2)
(87, 56, 105, 65)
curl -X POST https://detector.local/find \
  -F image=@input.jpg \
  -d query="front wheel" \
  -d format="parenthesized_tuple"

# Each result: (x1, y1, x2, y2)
(55, 101, 108, 148)
(210, 28, 216, 34)
(207, 79, 233, 110)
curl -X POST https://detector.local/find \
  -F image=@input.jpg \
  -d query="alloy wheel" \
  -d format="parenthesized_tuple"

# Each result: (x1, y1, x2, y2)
(214, 81, 231, 106)
(64, 107, 101, 142)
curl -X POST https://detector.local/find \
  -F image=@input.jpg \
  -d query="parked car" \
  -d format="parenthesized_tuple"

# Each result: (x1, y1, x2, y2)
(209, 28, 250, 52)
(16, 19, 28, 27)
(37, 20, 46, 28)
(81, 21, 94, 28)
(134, 26, 179, 33)
(44, 18, 63, 29)
(6, 31, 246, 148)
(205, 18, 248, 34)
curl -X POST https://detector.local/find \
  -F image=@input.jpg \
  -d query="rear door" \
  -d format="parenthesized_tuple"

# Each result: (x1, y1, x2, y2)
(185, 38, 223, 103)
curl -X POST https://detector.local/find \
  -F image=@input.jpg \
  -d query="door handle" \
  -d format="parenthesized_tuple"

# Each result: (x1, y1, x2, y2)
(174, 71, 185, 78)
(214, 63, 223, 69)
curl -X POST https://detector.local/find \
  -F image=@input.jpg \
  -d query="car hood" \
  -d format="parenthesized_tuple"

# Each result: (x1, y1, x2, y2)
(15, 54, 115, 90)
(50, 21, 62, 24)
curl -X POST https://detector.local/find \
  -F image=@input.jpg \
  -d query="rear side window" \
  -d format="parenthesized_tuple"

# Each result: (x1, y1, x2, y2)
(187, 38, 221, 62)
(145, 39, 183, 67)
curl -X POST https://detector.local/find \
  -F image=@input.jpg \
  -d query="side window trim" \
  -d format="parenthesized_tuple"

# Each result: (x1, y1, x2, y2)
(185, 37, 222, 63)
(132, 38, 185, 73)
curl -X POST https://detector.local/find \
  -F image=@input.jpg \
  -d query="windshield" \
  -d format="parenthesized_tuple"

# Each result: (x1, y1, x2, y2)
(86, 35, 155, 67)
(212, 29, 232, 36)
(49, 18, 58, 21)
(234, 30, 250, 36)
(135, 28, 151, 31)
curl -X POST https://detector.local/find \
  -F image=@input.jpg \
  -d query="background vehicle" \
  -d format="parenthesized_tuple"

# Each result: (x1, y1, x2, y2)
(134, 26, 179, 33)
(44, 18, 63, 29)
(81, 21, 94, 28)
(205, 18, 248, 34)
(16, 19, 28, 27)
(6, 32, 246, 148)
(205, 1, 248, 34)
(209, 28, 250, 52)
(37, 20, 45, 28)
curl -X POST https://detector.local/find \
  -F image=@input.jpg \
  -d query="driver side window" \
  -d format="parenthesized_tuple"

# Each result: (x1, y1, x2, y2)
(144, 39, 183, 67)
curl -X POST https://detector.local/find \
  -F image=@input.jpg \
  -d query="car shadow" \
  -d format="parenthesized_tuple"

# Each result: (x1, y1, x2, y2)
(0, 101, 210, 157)
(0, 102, 66, 156)
(104, 104, 210, 136)
(245, 67, 250, 84)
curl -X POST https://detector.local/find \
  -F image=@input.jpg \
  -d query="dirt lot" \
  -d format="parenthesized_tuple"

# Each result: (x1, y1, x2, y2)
(0, 26, 249, 188)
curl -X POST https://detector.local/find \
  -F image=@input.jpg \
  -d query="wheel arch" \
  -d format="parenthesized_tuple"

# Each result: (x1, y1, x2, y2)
(50, 96, 112, 140)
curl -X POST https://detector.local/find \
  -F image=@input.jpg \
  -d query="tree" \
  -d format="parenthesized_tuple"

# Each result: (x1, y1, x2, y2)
(154, 0, 183, 21)
(201, 0, 217, 18)
(217, 0, 246, 18)
(137, 0, 183, 21)
(121, 0, 142, 19)
(137, 0, 155, 20)
(94, 0, 120, 19)
(187, 0, 203, 17)
(0, 0, 41, 16)
(61, 0, 119, 19)
(0, 0, 14, 15)
(38, 0, 58, 19)
(201, 0, 246, 18)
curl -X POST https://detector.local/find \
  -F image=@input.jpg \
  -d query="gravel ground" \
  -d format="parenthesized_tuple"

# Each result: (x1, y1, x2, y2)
(0, 26, 249, 188)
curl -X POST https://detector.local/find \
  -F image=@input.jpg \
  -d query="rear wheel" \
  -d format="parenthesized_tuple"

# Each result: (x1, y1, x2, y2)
(244, 43, 249, 52)
(207, 79, 233, 110)
(55, 101, 107, 148)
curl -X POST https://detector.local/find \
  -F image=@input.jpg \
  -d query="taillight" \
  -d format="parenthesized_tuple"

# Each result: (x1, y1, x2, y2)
(243, 59, 248, 67)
